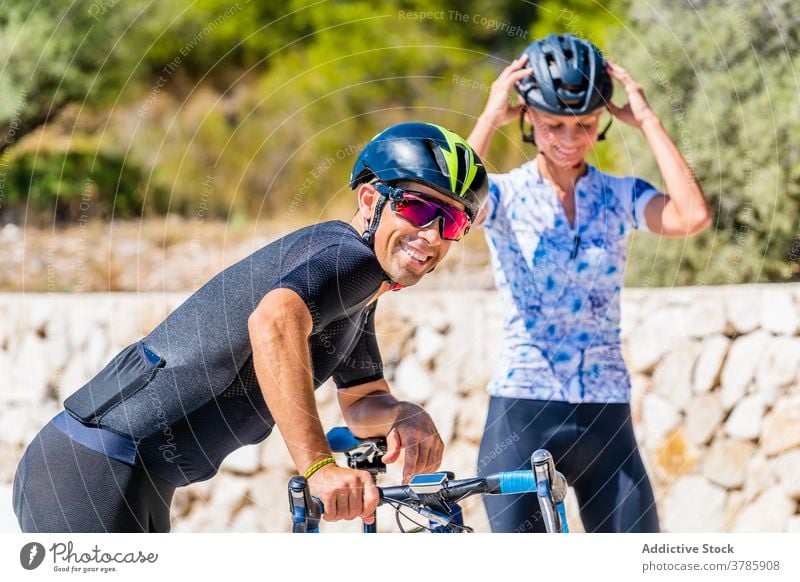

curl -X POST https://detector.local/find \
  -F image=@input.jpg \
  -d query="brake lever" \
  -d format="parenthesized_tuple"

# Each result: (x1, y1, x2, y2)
(288, 476, 322, 533)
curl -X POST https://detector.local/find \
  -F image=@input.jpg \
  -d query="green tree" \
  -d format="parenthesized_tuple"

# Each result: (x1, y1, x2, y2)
(123, 0, 511, 219)
(606, 0, 800, 285)
(1, 0, 642, 225)
(0, 1, 156, 151)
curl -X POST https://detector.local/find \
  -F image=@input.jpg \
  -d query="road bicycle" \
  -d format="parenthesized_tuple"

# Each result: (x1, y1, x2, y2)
(289, 426, 569, 533)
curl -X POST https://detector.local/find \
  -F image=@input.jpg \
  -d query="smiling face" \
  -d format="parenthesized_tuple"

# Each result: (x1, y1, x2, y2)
(357, 181, 465, 287)
(527, 108, 603, 168)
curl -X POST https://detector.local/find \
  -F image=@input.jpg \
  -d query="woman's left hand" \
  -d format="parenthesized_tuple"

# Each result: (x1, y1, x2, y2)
(606, 61, 659, 129)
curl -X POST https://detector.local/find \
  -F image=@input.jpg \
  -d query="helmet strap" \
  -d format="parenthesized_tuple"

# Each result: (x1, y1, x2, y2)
(519, 107, 536, 144)
(362, 190, 405, 291)
(598, 110, 613, 141)
(361, 187, 391, 246)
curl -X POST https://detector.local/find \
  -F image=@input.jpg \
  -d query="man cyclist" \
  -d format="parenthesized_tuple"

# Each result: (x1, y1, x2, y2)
(13, 122, 489, 533)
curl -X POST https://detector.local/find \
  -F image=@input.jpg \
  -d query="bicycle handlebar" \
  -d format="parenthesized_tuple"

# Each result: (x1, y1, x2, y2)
(379, 471, 543, 504)
(290, 426, 569, 533)
(290, 468, 567, 532)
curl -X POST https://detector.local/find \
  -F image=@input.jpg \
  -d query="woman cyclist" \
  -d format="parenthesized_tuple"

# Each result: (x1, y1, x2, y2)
(467, 33, 712, 532)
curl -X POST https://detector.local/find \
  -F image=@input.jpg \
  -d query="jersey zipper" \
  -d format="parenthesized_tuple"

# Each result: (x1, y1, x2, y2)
(570, 187, 580, 260)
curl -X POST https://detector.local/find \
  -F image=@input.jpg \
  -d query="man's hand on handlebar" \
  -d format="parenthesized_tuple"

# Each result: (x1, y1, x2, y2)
(307, 464, 380, 524)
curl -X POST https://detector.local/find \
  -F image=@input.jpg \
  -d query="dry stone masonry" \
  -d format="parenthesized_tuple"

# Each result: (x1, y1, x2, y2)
(0, 284, 798, 532)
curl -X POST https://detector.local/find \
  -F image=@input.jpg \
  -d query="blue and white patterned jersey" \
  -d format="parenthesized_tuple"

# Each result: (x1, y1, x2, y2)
(482, 160, 660, 403)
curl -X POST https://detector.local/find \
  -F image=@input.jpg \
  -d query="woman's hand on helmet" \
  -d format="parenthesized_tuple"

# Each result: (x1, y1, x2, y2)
(606, 61, 659, 129)
(480, 54, 532, 127)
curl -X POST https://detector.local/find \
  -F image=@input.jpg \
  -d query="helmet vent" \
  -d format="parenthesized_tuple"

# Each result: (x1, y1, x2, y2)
(349, 122, 487, 222)
(455, 144, 469, 189)
(425, 138, 450, 179)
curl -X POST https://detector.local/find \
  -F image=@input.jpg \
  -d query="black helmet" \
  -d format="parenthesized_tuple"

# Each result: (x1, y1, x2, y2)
(516, 33, 612, 116)
(350, 122, 488, 223)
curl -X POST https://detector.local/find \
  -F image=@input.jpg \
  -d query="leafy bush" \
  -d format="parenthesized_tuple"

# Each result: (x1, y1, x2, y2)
(4, 149, 149, 221)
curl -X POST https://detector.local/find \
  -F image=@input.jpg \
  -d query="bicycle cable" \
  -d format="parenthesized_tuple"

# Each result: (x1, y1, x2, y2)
(383, 500, 429, 533)
(385, 498, 474, 533)
(394, 505, 429, 533)
(384, 498, 446, 533)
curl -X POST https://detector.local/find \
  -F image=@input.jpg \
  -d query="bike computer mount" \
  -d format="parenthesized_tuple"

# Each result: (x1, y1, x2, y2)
(326, 427, 388, 477)
(344, 437, 387, 476)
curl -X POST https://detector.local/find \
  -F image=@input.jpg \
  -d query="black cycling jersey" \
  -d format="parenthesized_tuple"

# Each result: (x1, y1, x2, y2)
(59, 220, 387, 486)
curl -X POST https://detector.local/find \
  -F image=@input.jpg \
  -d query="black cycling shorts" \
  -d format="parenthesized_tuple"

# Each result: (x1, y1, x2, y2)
(13, 420, 174, 533)
(477, 396, 660, 533)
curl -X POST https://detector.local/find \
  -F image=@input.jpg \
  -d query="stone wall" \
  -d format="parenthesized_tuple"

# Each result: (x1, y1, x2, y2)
(0, 286, 798, 532)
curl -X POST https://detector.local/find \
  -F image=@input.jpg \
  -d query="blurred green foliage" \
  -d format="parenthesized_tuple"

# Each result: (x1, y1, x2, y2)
(5, 149, 146, 220)
(1, 0, 795, 285)
(0, 1, 153, 146)
(94, 0, 544, 220)
(608, 0, 800, 285)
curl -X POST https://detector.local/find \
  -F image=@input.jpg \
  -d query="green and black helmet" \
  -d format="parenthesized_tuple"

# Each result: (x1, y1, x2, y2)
(350, 122, 488, 222)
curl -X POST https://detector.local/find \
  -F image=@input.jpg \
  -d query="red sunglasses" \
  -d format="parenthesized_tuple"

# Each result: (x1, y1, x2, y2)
(374, 183, 471, 241)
